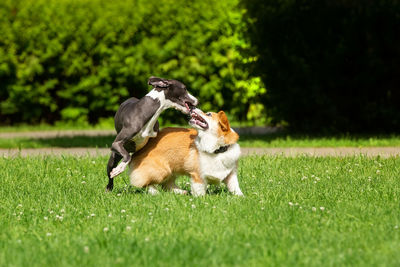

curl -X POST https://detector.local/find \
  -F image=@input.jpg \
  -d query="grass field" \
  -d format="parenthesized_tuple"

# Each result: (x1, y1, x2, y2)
(1, 133, 400, 149)
(1, 155, 399, 266)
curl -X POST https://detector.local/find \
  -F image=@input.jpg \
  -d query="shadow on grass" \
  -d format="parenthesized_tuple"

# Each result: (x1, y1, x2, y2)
(1, 132, 400, 149)
(111, 178, 229, 196)
(6, 135, 116, 148)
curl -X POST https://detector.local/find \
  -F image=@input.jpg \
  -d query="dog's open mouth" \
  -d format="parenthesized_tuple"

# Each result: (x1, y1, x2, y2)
(184, 102, 196, 113)
(189, 110, 208, 129)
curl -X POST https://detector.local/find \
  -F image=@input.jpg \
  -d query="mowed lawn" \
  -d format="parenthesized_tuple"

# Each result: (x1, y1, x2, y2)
(1, 155, 399, 266)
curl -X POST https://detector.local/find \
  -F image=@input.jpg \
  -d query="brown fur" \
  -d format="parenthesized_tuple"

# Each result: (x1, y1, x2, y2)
(216, 111, 239, 145)
(128, 111, 238, 191)
(129, 128, 201, 188)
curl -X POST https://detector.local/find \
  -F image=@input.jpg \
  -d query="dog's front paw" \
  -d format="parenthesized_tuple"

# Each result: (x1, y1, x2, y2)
(191, 182, 206, 197)
(110, 161, 129, 178)
(233, 191, 244, 197)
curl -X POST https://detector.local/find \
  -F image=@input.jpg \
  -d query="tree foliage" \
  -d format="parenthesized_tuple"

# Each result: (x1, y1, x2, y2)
(0, 0, 265, 125)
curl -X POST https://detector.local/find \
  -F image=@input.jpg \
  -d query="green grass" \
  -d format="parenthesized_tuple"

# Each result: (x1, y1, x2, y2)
(238, 133, 400, 147)
(1, 133, 400, 149)
(1, 155, 399, 266)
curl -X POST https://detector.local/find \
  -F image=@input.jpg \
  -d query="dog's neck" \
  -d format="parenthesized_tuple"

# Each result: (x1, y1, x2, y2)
(146, 89, 170, 111)
(195, 129, 227, 154)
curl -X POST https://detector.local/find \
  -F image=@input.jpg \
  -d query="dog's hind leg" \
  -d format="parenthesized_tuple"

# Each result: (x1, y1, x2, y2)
(190, 172, 207, 197)
(147, 185, 159, 195)
(109, 128, 139, 178)
(106, 151, 122, 191)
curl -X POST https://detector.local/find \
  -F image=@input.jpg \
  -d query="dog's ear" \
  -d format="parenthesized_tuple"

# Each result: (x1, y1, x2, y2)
(148, 76, 169, 88)
(218, 111, 230, 132)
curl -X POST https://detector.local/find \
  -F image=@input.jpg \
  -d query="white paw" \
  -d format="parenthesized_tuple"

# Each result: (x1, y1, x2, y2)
(233, 191, 244, 196)
(110, 161, 129, 178)
(191, 182, 206, 197)
(148, 185, 159, 195)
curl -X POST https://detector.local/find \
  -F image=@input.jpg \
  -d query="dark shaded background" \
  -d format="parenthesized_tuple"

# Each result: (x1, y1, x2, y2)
(244, 0, 400, 132)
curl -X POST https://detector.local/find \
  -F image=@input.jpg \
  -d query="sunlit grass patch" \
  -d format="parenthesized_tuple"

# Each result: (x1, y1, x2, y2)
(0, 155, 399, 266)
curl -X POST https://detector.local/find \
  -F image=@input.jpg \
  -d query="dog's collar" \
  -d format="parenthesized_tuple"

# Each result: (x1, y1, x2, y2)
(214, 145, 230, 154)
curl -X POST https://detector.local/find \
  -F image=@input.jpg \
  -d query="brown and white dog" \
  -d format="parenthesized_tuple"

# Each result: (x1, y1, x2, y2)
(128, 109, 243, 196)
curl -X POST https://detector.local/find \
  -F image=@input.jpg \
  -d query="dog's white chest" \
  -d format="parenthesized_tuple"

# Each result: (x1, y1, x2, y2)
(198, 144, 240, 182)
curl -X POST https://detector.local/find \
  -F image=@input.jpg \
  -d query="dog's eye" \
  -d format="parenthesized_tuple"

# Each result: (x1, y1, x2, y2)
(206, 113, 211, 116)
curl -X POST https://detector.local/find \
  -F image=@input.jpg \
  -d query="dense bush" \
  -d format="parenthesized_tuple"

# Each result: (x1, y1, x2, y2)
(244, 0, 400, 132)
(0, 0, 265, 125)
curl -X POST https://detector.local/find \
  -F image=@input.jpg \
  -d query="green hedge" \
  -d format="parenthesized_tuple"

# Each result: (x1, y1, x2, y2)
(0, 0, 265, 125)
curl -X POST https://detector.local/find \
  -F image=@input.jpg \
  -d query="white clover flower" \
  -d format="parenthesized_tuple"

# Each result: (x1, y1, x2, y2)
(103, 227, 109, 232)
(81, 181, 86, 184)
(191, 204, 196, 209)
(46, 233, 52, 236)
(148, 212, 152, 215)
(288, 202, 294, 206)
(320, 207, 325, 211)
(117, 193, 121, 197)
(126, 226, 132, 231)
(44, 216, 48, 221)
(376, 170, 381, 174)
(17, 204, 23, 208)
(312, 207, 317, 212)
(60, 209, 65, 213)
(165, 208, 169, 211)
(108, 213, 112, 217)
(121, 209, 126, 213)
(84, 246, 89, 253)
(90, 213, 95, 217)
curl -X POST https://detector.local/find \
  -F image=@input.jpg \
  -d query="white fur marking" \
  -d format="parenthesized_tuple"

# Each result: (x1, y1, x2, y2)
(148, 185, 159, 195)
(224, 171, 244, 196)
(191, 182, 206, 197)
(110, 161, 129, 178)
(192, 109, 242, 192)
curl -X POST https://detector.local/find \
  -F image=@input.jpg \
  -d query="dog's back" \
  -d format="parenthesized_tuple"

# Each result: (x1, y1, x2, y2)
(128, 127, 200, 187)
